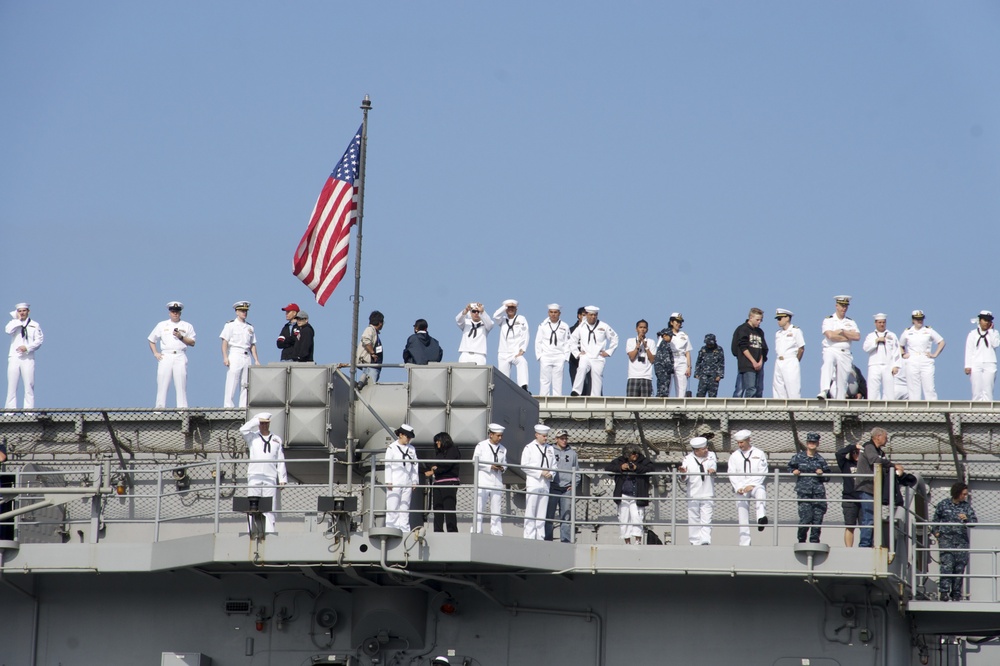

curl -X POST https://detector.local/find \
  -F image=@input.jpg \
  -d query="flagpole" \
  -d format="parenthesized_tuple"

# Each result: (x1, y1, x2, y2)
(345, 95, 371, 489)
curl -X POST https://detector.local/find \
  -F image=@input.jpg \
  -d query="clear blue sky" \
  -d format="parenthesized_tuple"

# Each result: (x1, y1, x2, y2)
(2, 1, 998, 408)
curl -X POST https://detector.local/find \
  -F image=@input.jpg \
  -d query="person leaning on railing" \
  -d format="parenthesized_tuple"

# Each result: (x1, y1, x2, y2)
(853, 427, 906, 548)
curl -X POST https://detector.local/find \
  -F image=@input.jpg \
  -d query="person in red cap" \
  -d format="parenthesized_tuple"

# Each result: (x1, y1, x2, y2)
(277, 303, 300, 361)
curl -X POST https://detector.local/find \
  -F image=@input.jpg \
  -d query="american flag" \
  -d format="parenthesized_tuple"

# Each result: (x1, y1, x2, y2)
(293, 125, 363, 305)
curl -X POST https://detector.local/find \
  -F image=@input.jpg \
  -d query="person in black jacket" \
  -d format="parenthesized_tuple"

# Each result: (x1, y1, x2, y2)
(291, 312, 315, 362)
(605, 444, 655, 544)
(276, 303, 300, 361)
(426, 432, 461, 532)
(835, 442, 862, 547)
(731, 308, 768, 398)
(403, 319, 443, 365)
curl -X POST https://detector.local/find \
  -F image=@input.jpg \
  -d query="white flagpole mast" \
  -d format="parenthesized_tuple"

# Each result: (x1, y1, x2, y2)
(345, 94, 371, 489)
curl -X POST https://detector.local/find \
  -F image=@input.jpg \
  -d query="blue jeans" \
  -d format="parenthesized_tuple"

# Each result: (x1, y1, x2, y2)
(738, 370, 759, 398)
(544, 485, 573, 542)
(734, 369, 765, 398)
(858, 492, 875, 547)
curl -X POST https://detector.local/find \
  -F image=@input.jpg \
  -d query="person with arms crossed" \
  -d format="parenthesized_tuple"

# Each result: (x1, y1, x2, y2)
(818, 295, 860, 399)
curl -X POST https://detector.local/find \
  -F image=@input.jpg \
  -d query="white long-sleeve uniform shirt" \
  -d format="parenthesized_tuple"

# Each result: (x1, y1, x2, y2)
(681, 451, 717, 498)
(492, 309, 530, 360)
(456, 311, 494, 356)
(473, 439, 507, 489)
(520, 441, 554, 490)
(6, 314, 43, 358)
(535, 319, 571, 362)
(965, 327, 1000, 367)
(728, 446, 768, 491)
(384, 440, 419, 487)
(863, 330, 901, 368)
(239, 419, 288, 482)
(570, 320, 619, 359)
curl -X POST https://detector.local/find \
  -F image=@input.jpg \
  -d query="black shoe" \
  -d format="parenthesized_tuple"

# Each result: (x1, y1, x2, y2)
(571, 391, 580, 397)
(757, 517, 768, 532)
(522, 385, 530, 393)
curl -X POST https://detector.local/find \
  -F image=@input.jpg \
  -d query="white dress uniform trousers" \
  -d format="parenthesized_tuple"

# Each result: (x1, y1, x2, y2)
(772, 326, 805, 399)
(148, 320, 196, 408)
(5, 314, 43, 409)
(240, 419, 287, 534)
(682, 451, 717, 545)
(473, 440, 507, 535)
(819, 315, 859, 399)
(570, 321, 619, 396)
(520, 441, 554, 539)
(456, 310, 493, 366)
(493, 308, 530, 387)
(384, 441, 419, 531)
(536, 320, 571, 396)
(965, 327, 1000, 401)
(863, 331, 902, 400)
(900, 326, 944, 400)
(220, 319, 257, 408)
(670, 331, 692, 397)
(728, 446, 768, 546)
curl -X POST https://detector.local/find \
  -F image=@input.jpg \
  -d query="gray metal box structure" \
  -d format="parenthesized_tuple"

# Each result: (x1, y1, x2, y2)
(161, 653, 211, 666)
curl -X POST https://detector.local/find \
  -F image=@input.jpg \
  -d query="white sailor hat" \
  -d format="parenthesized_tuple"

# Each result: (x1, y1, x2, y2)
(432, 658, 450, 665)
(690, 437, 708, 449)
(167, 301, 183, 310)
(669, 312, 684, 321)
(774, 308, 793, 319)
(534, 424, 551, 434)
(14, 302, 29, 310)
(835, 295, 852, 305)
(233, 300, 251, 310)
(488, 423, 505, 434)
(911, 310, 925, 319)
(584, 305, 600, 314)
(873, 313, 888, 321)
(395, 423, 415, 438)
(977, 310, 994, 321)
(547, 303, 561, 311)
(503, 299, 518, 307)
(734, 429, 752, 441)
(255, 412, 272, 422)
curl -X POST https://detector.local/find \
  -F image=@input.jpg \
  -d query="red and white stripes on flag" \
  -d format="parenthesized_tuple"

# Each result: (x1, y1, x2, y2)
(293, 126, 362, 305)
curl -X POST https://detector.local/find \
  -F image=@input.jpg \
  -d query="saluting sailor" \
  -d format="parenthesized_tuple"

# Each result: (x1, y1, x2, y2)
(964, 310, 998, 401)
(148, 301, 196, 409)
(570, 306, 619, 397)
(240, 412, 287, 534)
(220, 301, 260, 408)
(818, 295, 860, 399)
(535, 304, 571, 396)
(862, 313, 902, 400)
(5, 302, 44, 409)
(456, 302, 493, 365)
(520, 424, 554, 540)
(473, 423, 508, 535)
(899, 310, 946, 400)
(772, 308, 805, 399)
(384, 424, 419, 532)
(493, 299, 530, 390)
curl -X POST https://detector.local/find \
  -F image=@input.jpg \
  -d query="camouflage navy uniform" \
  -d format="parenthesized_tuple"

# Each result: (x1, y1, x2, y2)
(787, 451, 831, 543)
(654, 330, 675, 397)
(932, 497, 977, 600)
(694, 335, 725, 398)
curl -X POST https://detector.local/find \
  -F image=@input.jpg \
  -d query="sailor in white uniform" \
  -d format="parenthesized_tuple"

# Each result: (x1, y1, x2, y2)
(520, 424, 554, 540)
(473, 423, 508, 535)
(899, 310, 946, 400)
(493, 299, 530, 390)
(384, 424, 419, 531)
(772, 308, 805, 399)
(220, 301, 260, 408)
(862, 313, 902, 400)
(667, 313, 692, 397)
(535, 304, 571, 396)
(728, 429, 768, 546)
(240, 412, 287, 534)
(818, 295, 860, 399)
(965, 310, 999, 401)
(456, 302, 493, 365)
(570, 306, 619, 397)
(679, 436, 717, 545)
(5, 302, 43, 409)
(148, 301, 196, 409)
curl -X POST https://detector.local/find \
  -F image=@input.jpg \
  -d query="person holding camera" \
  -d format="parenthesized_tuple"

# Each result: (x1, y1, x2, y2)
(626, 320, 656, 397)
(147, 301, 196, 408)
(605, 444, 655, 544)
